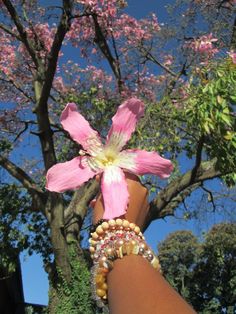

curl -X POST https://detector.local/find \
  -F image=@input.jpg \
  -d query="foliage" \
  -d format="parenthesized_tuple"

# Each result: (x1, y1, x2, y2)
(49, 245, 94, 314)
(0, 184, 51, 273)
(184, 59, 236, 174)
(158, 230, 200, 299)
(158, 223, 236, 313)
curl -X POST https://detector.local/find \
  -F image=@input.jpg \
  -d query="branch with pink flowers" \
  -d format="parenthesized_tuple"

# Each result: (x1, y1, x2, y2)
(2, 0, 40, 68)
(92, 13, 123, 92)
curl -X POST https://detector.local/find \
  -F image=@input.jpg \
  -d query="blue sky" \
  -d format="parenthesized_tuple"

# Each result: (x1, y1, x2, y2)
(19, 0, 234, 306)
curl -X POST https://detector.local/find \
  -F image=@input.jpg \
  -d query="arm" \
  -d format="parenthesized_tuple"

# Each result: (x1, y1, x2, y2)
(93, 173, 196, 314)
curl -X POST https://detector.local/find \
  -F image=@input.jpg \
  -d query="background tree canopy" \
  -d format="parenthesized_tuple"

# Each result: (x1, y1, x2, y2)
(0, 0, 235, 312)
(158, 223, 236, 314)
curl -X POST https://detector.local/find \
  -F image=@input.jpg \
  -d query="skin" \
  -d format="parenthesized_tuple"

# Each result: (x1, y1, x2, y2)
(92, 173, 196, 314)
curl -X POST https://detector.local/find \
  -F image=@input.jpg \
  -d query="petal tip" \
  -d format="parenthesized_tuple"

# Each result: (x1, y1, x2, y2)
(60, 102, 77, 121)
(123, 97, 145, 118)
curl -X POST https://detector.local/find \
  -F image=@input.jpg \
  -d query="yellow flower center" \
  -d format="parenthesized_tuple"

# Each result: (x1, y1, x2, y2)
(102, 155, 115, 166)
(96, 149, 118, 168)
(87, 147, 119, 171)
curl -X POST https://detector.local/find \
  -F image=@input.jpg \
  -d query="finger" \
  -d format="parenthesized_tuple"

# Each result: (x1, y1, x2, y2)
(95, 174, 101, 182)
(90, 198, 97, 209)
(92, 194, 104, 224)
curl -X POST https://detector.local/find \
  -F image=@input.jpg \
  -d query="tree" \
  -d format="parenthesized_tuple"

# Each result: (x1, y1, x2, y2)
(158, 223, 236, 314)
(157, 231, 200, 300)
(0, 0, 235, 312)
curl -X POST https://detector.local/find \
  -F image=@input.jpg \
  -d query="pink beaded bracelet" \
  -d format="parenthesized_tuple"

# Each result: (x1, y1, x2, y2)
(89, 218, 161, 308)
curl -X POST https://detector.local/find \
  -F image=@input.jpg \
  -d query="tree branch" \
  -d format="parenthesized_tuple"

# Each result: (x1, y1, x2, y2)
(201, 184, 217, 211)
(35, 0, 73, 111)
(0, 23, 21, 40)
(92, 13, 123, 92)
(34, 0, 73, 171)
(190, 135, 204, 183)
(0, 155, 47, 211)
(2, 0, 39, 67)
(150, 182, 201, 220)
(140, 48, 178, 78)
(230, 16, 236, 50)
(144, 158, 228, 229)
(0, 77, 34, 102)
(64, 180, 99, 242)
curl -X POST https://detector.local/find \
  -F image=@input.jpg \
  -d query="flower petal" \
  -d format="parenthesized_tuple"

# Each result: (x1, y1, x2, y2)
(101, 166, 129, 219)
(61, 103, 103, 155)
(106, 98, 145, 151)
(46, 156, 97, 192)
(118, 149, 174, 178)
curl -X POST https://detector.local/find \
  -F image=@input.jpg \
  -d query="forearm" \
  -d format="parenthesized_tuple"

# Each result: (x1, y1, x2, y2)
(107, 255, 196, 314)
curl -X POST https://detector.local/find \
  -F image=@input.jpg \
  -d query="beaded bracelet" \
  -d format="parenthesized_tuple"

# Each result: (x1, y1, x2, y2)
(89, 218, 161, 308)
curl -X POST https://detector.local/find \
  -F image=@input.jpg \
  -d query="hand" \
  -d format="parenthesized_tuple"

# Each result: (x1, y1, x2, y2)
(92, 172, 149, 231)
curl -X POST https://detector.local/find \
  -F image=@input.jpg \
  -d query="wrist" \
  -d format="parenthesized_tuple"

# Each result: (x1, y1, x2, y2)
(89, 218, 161, 308)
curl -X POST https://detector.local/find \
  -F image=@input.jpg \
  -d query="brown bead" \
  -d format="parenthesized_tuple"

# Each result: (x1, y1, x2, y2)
(134, 226, 140, 234)
(98, 267, 109, 274)
(122, 243, 127, 255)
(106, 247, 114, 255)
(151, 256, 160, 269)
(99, 258, 107, 267)
(125, 242, 134, 255)
(96, 225, 104, 235)
(122, 220, 130, 228)
(117, 246, 123, 258)
(88, 238, 97, 246)
(95, 274, 105, 284)
(101, 221, 109, 230)
(101, 282, 108, 290)
(131, 241, 139, 255)
(129, 223, 135, 230)
(101, 256, 107, 261)
(140, 242, 147, 250)
(106, 247, 117, 260)
(96, 289, 106, 297)
(103, 260, 114, 271)
(91, 232, 99, 240)
(115, 218, 123, 226)
(108, 219, 116, 228)
(89, 246, 95, 253)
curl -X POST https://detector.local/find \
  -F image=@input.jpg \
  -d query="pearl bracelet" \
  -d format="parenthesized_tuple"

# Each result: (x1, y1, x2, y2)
(89, 219, 161, 308)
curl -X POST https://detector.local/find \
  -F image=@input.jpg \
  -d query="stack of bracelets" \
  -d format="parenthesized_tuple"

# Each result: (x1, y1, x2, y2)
(89, 218, 162, 308)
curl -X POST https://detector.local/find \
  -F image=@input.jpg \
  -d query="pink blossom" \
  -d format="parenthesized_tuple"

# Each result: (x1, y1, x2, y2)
(46, 98, 173, 219)
(112, 13, 160, 45)
(53, 76, 68, 94)
(163, 55, 174, 66)
(0, 31, 16, 77)
(228, 51, 236, 64)
(18, 23, 56, 59)
(186, 33, 218, 59)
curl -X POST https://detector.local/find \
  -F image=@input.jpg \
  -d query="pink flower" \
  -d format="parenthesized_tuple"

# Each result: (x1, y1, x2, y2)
(228, 51, 236, 64)
(46, 98, 173, 219)
(186, 33, 218, 58)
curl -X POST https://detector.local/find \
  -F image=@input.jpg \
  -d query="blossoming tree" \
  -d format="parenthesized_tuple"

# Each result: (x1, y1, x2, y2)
(0, 0, 235, 312)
